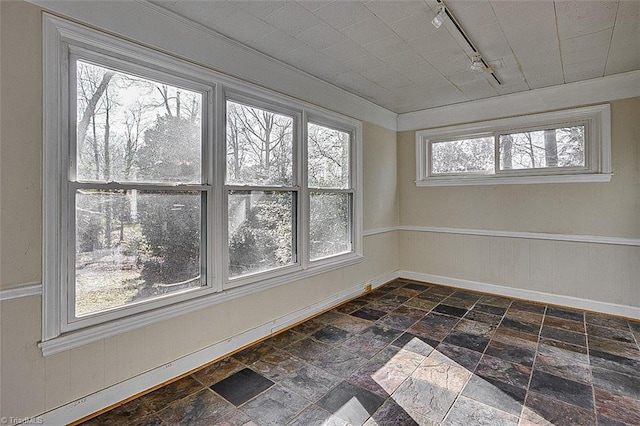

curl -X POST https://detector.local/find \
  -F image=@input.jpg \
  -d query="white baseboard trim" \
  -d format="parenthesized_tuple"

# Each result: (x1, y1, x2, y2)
(363, 227, 398, 237)
(0, 283, 42, 301)
(398, 270, 640, 320)
(35, 271, 397, 425)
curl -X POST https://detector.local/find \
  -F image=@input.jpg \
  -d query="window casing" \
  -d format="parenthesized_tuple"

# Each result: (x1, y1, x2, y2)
(416, 105, 611, 186)
(42, 16, 362, 355)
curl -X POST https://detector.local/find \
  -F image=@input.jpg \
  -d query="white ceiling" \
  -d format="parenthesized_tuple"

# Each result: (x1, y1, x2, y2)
(150, 0, 640, 114)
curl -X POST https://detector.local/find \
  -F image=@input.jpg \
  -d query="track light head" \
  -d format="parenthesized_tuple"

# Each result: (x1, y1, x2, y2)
(470, 55, 486, 72)
(432, 6, 446, 29)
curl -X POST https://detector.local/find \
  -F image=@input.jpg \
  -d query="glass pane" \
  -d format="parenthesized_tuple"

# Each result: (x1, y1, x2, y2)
(431, 137, 494, 174)
(226, 101, 294, 186)
(228, 191, 294, 277)
(75, 189, 202, 317)
(310, 192, 351, 261)
(308, 123, 350, 189)
(499, 125, 585, 170)
(76, 60, 202, 183)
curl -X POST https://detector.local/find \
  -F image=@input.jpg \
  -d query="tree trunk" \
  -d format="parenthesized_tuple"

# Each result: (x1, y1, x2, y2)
(502, 135, 513, 170)
(544, 129, 558, 167)
(77, 71, 114, 158)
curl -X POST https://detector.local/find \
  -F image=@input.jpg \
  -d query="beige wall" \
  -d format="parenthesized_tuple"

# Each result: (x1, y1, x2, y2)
(398, 97, 640, 307)
(0, 1, 399, 419)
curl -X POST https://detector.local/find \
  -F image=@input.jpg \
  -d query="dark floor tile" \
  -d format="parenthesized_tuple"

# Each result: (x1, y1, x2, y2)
(392, 376, 458, 424)
(347, 354, 395, 398)
(379, 293, 410, 305)
(331, 314, 372, 334)
(544, 316, 585, 333)
(592, 367, 640, 399)
(404, 282, 430, 291)
(453, 319, 496, 338)
(393, 305, 428, 320)
(156, 388, 235, 425)
(433, 304, 468, 318)
(252, 352, 306, 383)
(139, 376, 204, 412)
(383, 280, 406, 289)
(81, 398, 156, 426)
(510, 301, 546, 315)
(264, 329, 305, 349)
(315, 310, 346, 324)
(192, 357, 246, 387)
(317, 381, 385, 426)
(312, 325, 352, 345)
(546, 306, 584, 322)
(288, 404, 349, 426)
(588, 336, 640, 360)
(416, 292, 448, 303)
(505, 309, 543, 324)
(340, 334, 388, 358)
(594, 387, 640, 425)
(358, 324, 402, 344)
(534, 352, 591, 385)
(500, 317, 541, 335)
(240, 385, 309, 425)
(365, 398, 418, 426)
(391, 286, 423, 298)
(539, 338, 588, 363)
(597, 413, 629, 426)
(333, 300, 368, 315)
(485, 339, 536, 367)
(540, 326, 586, 347)
(529, 370, 593, 410)
(629, 321, 640, 333)
(493, 326, 539, 345)
(408, 313, 459, 341)
(436, 342, 482, 371)
(585, 313, 630, 330)
(376, 312, 420, 331)
(391, 332, 437, 356)
(310, 347, 366, 377)
(443, 332, 490, 353)
(590, 349, 640, 377)
(450, 291, 483, 302)
(232, 342, 276, 365)
(291, 318, 327, 335)
(285, 338, 334, 362)
(472, 303, 508, 317)
(442, 297, 476, 310)
(524, 391, 596, 426)
(461, 374, 522, 416)
(403, 297, 438, 311)
(478, 295, 513, 308)
(443, 395, 519, 426)
(464, 310, 503, 326)
(278, 363, 340, 402)
(351, 307, 387, 321)
(210, 368, 274, 406)
(426, 286, 456, 297)
(366, 299, 401, 313)
(475, 355, 532, 389)
(587, 323, 636, 344)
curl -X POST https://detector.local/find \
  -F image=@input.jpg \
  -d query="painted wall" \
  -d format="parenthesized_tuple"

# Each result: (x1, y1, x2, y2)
(0, 0, 399, 420)
(398, 97, 640, 308)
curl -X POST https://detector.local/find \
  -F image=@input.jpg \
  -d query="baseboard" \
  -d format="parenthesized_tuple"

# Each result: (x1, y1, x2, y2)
(398, 270, 640, 320)
(35, 271, 397, 425)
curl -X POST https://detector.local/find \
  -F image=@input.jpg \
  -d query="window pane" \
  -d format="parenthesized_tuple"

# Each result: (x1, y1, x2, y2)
(76, 60, 202, 183)
(431, 137, 494, 174)
(308, 123, 350, 189)
(226, 101, 294, 186)
(500, 125, 585, 170)
(75, 189, 202, 317)
(310, 192, 351, 261)
(228, 190, 294, 277)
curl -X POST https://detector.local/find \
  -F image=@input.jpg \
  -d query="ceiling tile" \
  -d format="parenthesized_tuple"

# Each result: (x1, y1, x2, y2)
(562, 44, 609, 66)
(158, 0, 240, 29)
(344, 54, 386, 74)
(564, 59, 606, 83)
(491, 1, 555, 30)
(321, 39, 369, 63)
(251, 29, 306, 58)
(264, 2, 323, 36)
(234, 1, 288, 16)
(312, 1, 376, 30)
(605, 0, 640, 75)
(363, 35, 412, 59)
(380, 50, 428, 71)
(364, 0, 429, 25)
(555, 0, 618, 40)
(214, 11, 276, 43)
(457, 78, 498, 101)
(561, 28, 613, 53)
(295, 22, 344, 50)
(388, 9, 437, 41)
(341, 16, 395, 45)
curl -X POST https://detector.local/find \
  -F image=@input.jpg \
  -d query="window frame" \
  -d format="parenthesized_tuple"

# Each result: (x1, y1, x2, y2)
(42, 15, 363, 355)
(416, 105, 611, 186)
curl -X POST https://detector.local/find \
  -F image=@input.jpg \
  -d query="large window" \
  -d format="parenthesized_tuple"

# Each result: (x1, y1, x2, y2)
(42, 16, 362, 354)
(416, 105, 611, 186)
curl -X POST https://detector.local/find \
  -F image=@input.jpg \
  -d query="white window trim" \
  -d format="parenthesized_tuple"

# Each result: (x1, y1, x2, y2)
(42, 15, 363, 356)
(415, 105, 611, 187)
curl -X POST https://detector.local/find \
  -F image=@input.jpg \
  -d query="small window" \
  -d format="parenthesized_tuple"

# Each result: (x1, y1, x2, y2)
(416, 105, 611, 186)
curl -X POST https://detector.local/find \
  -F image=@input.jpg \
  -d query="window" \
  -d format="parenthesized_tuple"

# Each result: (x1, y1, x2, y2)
(416, 105, 611, 186)
(42, 16, 362, 354)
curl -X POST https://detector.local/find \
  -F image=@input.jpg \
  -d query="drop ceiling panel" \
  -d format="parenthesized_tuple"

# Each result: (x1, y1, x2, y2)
(151, 0, 640, 114)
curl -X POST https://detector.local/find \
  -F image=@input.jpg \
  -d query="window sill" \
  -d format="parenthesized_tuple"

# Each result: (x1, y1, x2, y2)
(39, 253, 363, 356)
(416, 173, 612, 187)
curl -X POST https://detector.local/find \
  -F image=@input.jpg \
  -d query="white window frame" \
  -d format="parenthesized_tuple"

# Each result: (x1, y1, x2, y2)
(415, 105, 611, 186)
(42, 15, 363, 356)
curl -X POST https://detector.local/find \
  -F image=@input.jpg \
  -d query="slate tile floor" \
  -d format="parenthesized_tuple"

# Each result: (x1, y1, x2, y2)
(80, 280, 640, 426)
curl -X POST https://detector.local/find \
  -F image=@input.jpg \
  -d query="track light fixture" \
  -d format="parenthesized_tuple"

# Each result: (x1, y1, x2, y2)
(431, 5, 447, 28)
(470, 55, 486, 72)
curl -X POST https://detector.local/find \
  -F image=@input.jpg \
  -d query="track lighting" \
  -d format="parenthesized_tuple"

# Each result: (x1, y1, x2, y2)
(470, 55, 486, 72)
(431, 5, 446, 29)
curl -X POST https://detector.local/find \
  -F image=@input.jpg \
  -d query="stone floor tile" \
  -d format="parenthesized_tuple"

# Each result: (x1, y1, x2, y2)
(464, 310, 503, 326)
(485, 340, 536, 367)
(528, 370, 593, 410)
(332, 300, 368, 315)
(156, 388, 235, 425)
(232, 342, 276, 365)
(442, 331, 490, 353)
(585, 313, 630, 330)
(210, 368, 274, 406)
(290, 318, 326, 335)
(505, 309, 543, 324)
(588, 335, 640, 360)
(589, 349, 640, 377)
(534, 352, 591, 384)
(472, 303, 508, 317)
(391, 375, 457, 424)
(317, 381, 385, 426)
(478, 295, 513, 308)
(340, 334, 389, 359)
(543, 316, 585, 333)
(592, 367, 640, 399)
(315, 310, 346, 324)
(461, 374, 523, 416)
(351, 307, 387, 321)
(594, 387, 640, 425)
(364, 398, 418, 426)
(278, 364, 340, 402)
(510, 301, 545, 315)
(475, 355, 532, 389)
(310, 347, 366, 377)
(443, 395, 519, 426)
(312, 325, 352, 345)
(288, 404, 349, 426)
(436, 342, 482, 371)
(524, 391, 596, 426)
(331, 314, 372, 334)
(264, 330, 305, 349)
(545, 306, 584, 322)
(403, 297, 438, 311)
(240, 385, 309, 426)
(408, 313, 459, 341)
(500, 318, 542, 335)
(285, 338, 333, 362)
(212, 409, 258, 425)
(79, 398, 156, 425)
(433, 304, 468, 318)
(376, 312, 421, 331)
(390, 332, 437, 356)
(138, 376, 204, 412)
(539, 326, 586, 347)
